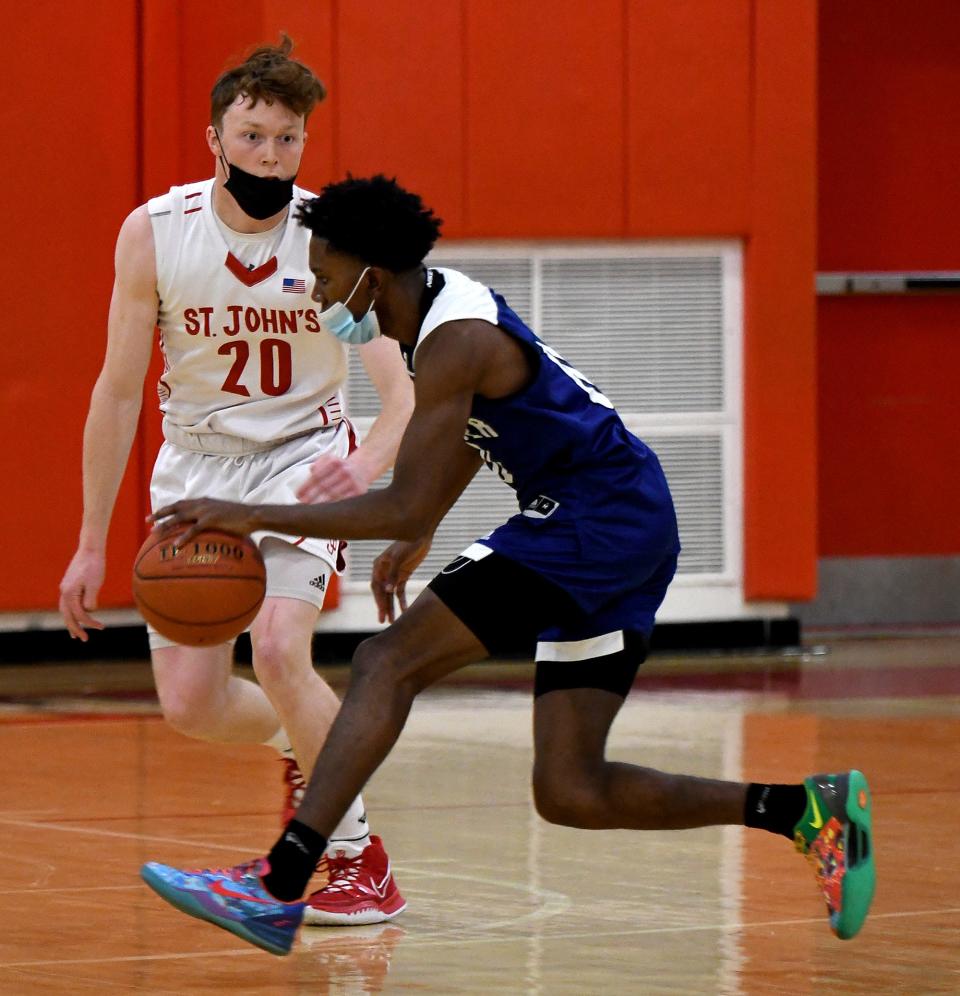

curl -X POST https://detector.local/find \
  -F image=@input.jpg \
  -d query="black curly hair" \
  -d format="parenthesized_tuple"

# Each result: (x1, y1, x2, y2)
(296, 175, 443, 272)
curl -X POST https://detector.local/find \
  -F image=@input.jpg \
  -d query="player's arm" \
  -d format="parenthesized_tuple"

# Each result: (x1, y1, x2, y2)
(157, 320, 490, 543)
(296, 335, 414, 502)
(370, 444, 482, 622)
(59, 206, 159, 639)
(349, 335, 416, 484)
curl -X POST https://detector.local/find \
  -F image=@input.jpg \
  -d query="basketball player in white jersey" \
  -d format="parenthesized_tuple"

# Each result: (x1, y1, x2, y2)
(58, 38, 410, 926)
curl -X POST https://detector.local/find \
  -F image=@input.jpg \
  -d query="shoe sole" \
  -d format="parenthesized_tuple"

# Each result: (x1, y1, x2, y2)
(302, 898, 407, 927)
(140, 866, 294, 956)
(834, 769, 875, 940)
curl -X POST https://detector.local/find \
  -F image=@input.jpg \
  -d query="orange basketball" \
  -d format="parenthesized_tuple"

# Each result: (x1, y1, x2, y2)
(132, 527, 266, 647)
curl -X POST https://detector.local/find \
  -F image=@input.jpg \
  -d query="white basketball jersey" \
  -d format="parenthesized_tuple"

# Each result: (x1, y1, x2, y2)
(148, 179, 347, 449)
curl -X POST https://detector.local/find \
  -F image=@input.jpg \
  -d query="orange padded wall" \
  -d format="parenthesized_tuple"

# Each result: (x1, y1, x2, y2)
(1, 3, 141, 609)
(744, 2, 818, 598)
(2, 1, 818, 612)
(818, 2, 960, 556)
(626, 1, 752, 236)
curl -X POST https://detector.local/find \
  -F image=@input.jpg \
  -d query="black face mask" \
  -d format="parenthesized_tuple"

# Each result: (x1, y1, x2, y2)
(216, 132, 296, 220)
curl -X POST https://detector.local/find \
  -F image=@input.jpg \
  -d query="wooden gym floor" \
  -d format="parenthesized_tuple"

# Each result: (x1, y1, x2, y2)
(0, 634, 959, 994)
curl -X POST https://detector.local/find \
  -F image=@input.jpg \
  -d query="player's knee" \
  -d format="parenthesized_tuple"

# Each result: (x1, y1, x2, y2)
(250, 626, 306, 687)
(152, 646, 231, 738)
(350, 636, 395, 686)
(532, 765, 608, 829)
(156, 682, 220, 739)
(351, 635, 420, 699)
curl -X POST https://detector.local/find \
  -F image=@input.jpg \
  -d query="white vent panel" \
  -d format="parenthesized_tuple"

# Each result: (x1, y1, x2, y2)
(539, 257, 724, 413)
(643, 433, 725, 574)
(344, 347, 388, 419)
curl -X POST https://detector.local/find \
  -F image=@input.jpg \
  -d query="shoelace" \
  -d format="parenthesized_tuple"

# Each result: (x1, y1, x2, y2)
(282, 758, 307, 806)
(186, 857, 264, 880)
(322, 851, 364, 894)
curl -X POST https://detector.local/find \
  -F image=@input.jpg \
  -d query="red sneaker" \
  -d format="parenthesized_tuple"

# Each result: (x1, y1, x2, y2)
(303, 836, 407, 926)
(280, 758, 306, 826)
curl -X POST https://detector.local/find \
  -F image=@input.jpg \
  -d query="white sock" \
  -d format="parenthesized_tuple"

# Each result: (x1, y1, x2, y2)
(263, 731, 370, 855)
(263, 727, 295, 760)
(326, 795, 371, 857)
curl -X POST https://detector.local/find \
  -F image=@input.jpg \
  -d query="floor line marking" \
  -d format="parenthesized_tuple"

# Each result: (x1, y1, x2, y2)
(0, 948, 261, 969)
(396, 905, 960, 949)
(0, 885, 142, 896)
(1, 907, 957, 969)
(0, 818, 262, 854)
(0, 816, 468, 861)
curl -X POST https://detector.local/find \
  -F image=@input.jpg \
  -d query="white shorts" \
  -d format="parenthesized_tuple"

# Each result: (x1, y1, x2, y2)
(147, 424, 351, 651)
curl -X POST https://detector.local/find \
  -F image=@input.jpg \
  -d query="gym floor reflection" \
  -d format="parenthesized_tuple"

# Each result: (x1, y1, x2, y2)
(1, 634, 958, 994)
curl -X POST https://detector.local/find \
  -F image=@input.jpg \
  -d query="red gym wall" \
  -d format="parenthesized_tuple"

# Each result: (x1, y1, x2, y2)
(818, 2, 960, 557)
(2, 1, 817, 613)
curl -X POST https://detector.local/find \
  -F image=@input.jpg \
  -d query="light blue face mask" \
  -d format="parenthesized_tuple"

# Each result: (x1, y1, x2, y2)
(317, 266, 380, 345)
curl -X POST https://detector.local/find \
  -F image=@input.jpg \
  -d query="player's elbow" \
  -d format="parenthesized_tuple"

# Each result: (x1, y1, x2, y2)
(92, 375, 145, 413)
(395, 387, 416, 423)
(387, 497, 433, 542)
(393, 515, 431, 542)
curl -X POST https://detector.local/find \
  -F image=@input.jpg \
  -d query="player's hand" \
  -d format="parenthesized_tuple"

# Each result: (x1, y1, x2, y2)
(371, 538, 432, 624)
(150, 498, 258, 544)
(59, 549, 107, 641)
(296, 455, 369, 504)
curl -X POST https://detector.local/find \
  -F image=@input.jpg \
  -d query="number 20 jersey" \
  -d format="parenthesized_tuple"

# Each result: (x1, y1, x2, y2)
(148, 179, 347, 449)
(411, 267, 681, 613)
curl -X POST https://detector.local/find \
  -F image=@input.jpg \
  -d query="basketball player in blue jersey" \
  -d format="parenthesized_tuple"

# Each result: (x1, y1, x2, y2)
(142, 175, 876, 956)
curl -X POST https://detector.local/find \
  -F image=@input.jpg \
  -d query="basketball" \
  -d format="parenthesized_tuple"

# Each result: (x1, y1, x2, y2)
(132, 527, 266, 646)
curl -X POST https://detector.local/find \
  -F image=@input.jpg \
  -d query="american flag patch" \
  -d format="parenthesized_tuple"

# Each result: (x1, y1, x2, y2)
(282, 277, 306, 294)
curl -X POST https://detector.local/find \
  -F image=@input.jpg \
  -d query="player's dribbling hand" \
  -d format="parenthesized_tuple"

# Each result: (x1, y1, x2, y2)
(296, 455, 369, 504)
(59, 550, 107, 641)
(150, 498, 258, 544)
(371, 538, 432, 623)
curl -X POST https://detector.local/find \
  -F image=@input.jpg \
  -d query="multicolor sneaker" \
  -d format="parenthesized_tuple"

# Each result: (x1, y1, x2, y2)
(281, 758, 307, 826)
(794, 770, 875, 939)
(141, 857, 305, 956)
(303, 836, 407, 926)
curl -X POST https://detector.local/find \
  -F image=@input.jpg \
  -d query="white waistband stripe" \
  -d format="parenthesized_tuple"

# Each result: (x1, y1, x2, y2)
(459, 542, 494, 562)
(535, 630, 625, 663)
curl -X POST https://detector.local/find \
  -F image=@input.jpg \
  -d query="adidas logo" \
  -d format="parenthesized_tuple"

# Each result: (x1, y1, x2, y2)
(309, 575, 326, 591)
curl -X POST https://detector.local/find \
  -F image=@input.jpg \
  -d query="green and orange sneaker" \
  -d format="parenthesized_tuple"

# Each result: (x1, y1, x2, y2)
(794, 770, 875, 939)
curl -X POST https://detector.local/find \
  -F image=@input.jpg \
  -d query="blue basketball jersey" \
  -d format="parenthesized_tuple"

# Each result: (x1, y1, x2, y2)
(409, 268, 680, 623)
